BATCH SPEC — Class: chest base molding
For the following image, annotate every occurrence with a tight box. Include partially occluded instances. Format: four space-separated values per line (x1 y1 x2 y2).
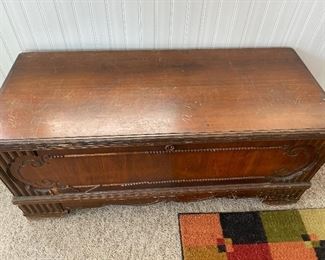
12 181 310 218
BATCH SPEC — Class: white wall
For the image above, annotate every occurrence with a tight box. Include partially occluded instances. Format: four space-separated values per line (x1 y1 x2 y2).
0 0 324 89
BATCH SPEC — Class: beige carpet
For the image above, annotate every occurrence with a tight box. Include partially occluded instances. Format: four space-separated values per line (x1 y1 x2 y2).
0 166 324 260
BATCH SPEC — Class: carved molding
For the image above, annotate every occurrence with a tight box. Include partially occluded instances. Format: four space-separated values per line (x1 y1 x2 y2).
12 182 310 207
269 146 319 183
49 145 285 158
0 152 66 216
1 128 325 151
9 154 68 190
146 145 285 154
8 144 318 192
270 159 318 183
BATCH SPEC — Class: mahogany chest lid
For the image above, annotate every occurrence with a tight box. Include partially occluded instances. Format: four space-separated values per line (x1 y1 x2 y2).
0 48 325 148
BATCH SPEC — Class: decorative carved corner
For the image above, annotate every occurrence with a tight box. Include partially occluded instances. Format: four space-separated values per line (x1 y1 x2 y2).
8 154 103 194
1 151 49 196
270 160 318 183
10 154 65 190
269 145 318 183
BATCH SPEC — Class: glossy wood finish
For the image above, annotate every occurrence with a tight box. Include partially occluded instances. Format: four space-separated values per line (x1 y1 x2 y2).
8 141 316 190
0 48 324 143
0 48 325 218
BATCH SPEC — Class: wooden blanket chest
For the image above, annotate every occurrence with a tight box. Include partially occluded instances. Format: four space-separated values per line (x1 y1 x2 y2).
0 48 324 218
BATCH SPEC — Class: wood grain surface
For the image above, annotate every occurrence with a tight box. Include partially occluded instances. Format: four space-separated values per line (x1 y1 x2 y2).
0 48 324 142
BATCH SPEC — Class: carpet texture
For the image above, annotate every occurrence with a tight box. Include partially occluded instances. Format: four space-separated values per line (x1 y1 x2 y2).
0 166 324 259
179 209 325 260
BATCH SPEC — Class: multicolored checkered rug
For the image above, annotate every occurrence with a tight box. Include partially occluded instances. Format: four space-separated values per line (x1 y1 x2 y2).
179 209 325 260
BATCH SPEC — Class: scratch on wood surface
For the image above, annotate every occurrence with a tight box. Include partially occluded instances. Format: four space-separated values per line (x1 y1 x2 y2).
8 114 17 128
64 90 74 100
182 114 192 122
34 121 42 137
9 99 17 106
248 78 257 89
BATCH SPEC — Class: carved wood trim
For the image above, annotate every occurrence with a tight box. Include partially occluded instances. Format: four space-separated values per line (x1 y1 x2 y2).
12 182 310 206
1 129 325 151
49 145 285 158
147 145 285 154
8 144 318 191
0 152 66 216
9 154 53 189
269 146 319 183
